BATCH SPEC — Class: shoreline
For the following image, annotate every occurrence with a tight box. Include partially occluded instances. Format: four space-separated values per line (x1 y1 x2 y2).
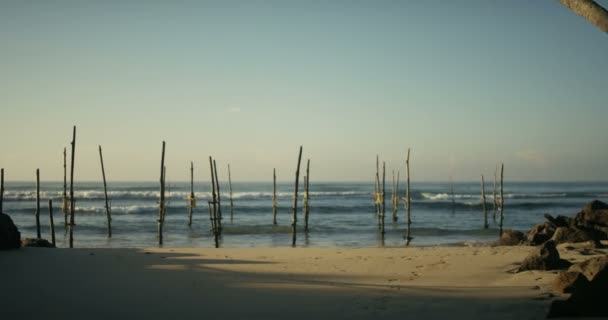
3 243 606 319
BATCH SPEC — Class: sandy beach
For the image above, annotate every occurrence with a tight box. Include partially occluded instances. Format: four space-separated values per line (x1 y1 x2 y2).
2 243 606 320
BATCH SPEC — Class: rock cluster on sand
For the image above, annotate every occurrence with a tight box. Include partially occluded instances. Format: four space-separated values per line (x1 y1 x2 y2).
21 238 55 248
516 240 570 272
0 212 21 250
496 229 525 246
548 255 608 318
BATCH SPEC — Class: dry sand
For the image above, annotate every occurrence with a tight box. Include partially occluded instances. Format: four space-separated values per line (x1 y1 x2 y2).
1 243 606 320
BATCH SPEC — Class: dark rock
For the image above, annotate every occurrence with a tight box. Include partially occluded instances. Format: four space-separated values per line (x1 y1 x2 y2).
0 212 21 250
496 229 525 246
517 240 570 272
21 238 55 248
552 271 588 294
550 226 603 245
544 214 572 228
573 200 608 233
568 255 608 282
526 222 555 245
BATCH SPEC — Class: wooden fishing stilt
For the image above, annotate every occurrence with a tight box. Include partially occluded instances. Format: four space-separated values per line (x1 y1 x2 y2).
36 169 41 239
381 162 386 235
98 146 112 238
405 149 412 246
375 155 380 216
228 164 234 223
273 168 278 225
303 159 310 232
69 126 76 248
208 156 219 248
188 161 195 227
157 141 166 246
213 160 222 234
291 146 303 247
62 148 68 228
481 174 488 229
48 199 55 247
391 170 398 222
0 168 4 214
499 163 505 237
493 165 497 221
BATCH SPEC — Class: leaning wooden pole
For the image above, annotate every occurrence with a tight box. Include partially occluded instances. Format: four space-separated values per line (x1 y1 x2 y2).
69 126 76 248
98 146 112 238
560 0 608 33
48 199 55 247
0 168 4 214
303 159 310 232
208 157 219 248
158 141 166 246
375 155 380 216
188 161 195 227
62 148 68 228
499 163 505 237
272 168 278 225
228 164 234 222
381 161 386 234
481 174 488 229
405 149 412 246
291 146 303 247
35 169 41 239
213 159 222 234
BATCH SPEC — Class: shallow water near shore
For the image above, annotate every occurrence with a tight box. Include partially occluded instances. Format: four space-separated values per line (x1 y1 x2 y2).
3 181 607 248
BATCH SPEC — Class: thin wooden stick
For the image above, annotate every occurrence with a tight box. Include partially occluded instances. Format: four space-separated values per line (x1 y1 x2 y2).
69 126 76 248
303 159 310 232
493 165 497 221
208 156 219 248
188 161 195 227
36 168 41 239
375 155 380 216
99 146 112 238
158 141 166 245
213 159 222 234
273 168 277 225
62 148 68 228
48 199 55 247
0 168 4 214
391 170 397 222
291 146 303 247
499 163 505 237
560 0 608 33
481 174 488 229
228 164 234 222
405 149 412 246
381 161 386 234
450 175 455 212
394 171 400 222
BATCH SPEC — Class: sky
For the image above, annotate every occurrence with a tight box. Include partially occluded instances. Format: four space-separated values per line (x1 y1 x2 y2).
0 0 607 182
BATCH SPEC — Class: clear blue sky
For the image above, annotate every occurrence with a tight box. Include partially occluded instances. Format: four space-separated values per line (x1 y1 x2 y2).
1 1 607 182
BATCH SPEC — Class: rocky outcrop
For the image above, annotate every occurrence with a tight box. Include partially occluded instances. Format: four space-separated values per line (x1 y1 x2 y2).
548 255 608 318
572 200 608 239
526 222 555 245
21 238 54 248
552 271 588 294
0 212 21 250
495 229 525 246
517 240 570 272
550 226 603 246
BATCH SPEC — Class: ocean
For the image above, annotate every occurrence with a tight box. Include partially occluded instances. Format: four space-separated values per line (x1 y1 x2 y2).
2 181 607 248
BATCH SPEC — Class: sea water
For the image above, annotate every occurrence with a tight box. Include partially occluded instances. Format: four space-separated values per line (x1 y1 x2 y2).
3 181 607 248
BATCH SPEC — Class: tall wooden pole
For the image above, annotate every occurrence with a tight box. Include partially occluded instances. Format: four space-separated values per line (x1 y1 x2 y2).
492 165 497 221
48 199 55 247
188 161 194 227
228 164 234 222
499 163 505 237
481 174 488 229
0 168 4 214
213 159 222 234
375 155 380 216
69 126 76 248
291 146 303 247
303 159 310 232
405 149 412 246
158 141 166 246
208 157 219 248
560 0 608 33
62 148 68 228
272 168 277 225
35 169 41 239
98 146 112 238
392 170 398 222
381 161 386 234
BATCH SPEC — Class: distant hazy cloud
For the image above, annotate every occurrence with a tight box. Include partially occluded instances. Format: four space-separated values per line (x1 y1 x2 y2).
515 149 547 167
228 107 241 113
